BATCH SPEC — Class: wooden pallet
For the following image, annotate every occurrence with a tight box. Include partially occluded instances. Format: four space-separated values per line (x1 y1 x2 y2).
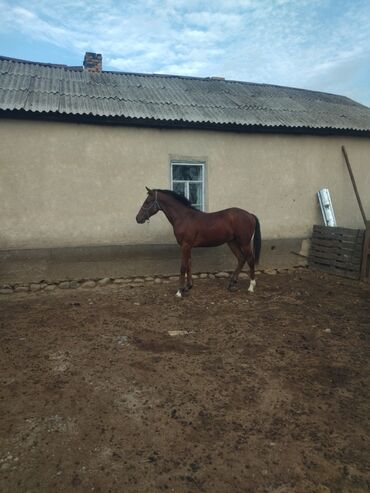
309 225 364 279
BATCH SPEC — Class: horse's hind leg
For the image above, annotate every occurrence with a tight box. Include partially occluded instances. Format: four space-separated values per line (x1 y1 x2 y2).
227 240 246 291
243 244 256 293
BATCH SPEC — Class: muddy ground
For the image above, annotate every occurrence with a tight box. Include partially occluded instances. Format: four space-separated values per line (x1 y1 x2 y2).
0 269 369 493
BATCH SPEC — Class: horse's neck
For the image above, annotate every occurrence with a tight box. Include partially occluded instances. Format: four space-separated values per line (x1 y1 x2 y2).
159 194 190 226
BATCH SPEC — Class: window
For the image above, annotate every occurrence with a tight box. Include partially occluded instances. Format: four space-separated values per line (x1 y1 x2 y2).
171 161 205 211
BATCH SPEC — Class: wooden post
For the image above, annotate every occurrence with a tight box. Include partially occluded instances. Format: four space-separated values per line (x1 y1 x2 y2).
341 146 369 281
341 145 367 226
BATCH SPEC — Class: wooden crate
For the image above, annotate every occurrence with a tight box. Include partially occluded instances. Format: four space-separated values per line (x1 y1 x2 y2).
309 225 364 279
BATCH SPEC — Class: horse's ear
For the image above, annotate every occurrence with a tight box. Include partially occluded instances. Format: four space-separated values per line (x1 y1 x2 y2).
146 186 152 194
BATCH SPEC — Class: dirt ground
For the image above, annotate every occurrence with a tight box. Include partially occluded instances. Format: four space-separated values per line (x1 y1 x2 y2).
0 269 369 493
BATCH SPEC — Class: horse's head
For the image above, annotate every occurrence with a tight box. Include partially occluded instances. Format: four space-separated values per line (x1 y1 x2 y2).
136 187 161 223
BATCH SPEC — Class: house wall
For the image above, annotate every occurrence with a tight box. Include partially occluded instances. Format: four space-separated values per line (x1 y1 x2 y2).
1 119 369 250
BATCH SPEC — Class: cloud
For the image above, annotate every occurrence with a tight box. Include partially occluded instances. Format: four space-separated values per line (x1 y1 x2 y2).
0 0 369 105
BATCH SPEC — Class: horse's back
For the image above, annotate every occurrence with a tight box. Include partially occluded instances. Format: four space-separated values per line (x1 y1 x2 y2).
217 207 255 225
185 207 256 247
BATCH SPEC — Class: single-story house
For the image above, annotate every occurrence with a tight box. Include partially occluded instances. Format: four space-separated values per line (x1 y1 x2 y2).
1 52 370 283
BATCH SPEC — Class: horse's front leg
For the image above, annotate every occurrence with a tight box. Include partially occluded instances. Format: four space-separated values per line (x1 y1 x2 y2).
176 244 191 298
186 252 193 291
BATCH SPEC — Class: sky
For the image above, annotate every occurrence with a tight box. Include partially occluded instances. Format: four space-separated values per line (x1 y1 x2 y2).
1 0 369 106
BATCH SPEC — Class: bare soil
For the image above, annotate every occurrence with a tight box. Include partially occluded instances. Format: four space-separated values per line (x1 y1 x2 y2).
0 270 369 493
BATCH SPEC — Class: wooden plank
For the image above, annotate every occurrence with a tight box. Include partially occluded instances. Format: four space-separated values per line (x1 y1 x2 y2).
310 244 363 256
310 261 361 271
312 229 363 238
312 236 363 246
311 237 363 249
313 224 363 234
310 254 362 264
309 252 361 265
313 225 363 236
312 230 363 241
311 242 363 253
309 249 362 261
310 255 360 265
310 242 363 255
309 259 360 273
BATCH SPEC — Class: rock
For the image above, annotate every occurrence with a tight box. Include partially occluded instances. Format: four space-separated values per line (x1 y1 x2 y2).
154 278 162 284
14 286 28 293
199 273 208 279
168 330 189 336
0 288 13 295
45 285 57 291
209 274 216 279
317 486 331 493
239 273 249 279
133 278 144 283
114 278 126 284
215 272 229 278
324 328 331 334
59 281 71 289
81 281 96 289
145 277 154 281
30 283 41 291
169 276 178 281
69 280 79 289
264 269 277 275
98 277 111 286
117 335 128 345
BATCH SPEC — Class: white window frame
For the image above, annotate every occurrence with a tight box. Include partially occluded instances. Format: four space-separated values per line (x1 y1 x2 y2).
170 160 205 211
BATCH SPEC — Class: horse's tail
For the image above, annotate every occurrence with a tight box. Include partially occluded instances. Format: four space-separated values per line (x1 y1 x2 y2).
252 215 261 264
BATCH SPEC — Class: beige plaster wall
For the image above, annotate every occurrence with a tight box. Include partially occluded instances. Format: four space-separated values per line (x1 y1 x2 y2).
1 119 369 249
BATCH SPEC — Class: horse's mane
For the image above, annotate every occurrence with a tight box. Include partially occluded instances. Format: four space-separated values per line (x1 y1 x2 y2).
155 189 196 209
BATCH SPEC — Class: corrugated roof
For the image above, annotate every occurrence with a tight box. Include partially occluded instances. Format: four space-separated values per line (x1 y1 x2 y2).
1 55 370 134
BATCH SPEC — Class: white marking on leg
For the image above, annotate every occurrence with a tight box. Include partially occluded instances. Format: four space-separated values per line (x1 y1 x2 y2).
175 290 182 298
248 279 256 293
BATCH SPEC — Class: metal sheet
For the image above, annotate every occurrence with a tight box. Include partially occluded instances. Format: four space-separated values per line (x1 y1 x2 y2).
0 56 370 132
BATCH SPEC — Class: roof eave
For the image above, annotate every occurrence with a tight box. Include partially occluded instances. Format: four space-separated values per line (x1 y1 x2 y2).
1 109 370 137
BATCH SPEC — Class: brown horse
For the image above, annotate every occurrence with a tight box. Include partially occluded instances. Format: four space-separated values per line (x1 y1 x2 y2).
136 187 261 297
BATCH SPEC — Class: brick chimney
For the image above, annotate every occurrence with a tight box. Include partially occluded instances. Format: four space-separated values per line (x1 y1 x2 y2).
83 52 102 72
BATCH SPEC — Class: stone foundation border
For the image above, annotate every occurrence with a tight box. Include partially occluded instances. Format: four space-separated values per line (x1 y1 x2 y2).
0 266 308 296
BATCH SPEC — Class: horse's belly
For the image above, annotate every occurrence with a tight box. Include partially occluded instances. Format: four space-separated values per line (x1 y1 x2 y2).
196 239 228 247
194 229 233 247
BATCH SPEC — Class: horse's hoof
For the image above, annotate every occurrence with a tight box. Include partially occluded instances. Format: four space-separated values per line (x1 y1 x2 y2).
248 280 256 293
228 284 238 292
